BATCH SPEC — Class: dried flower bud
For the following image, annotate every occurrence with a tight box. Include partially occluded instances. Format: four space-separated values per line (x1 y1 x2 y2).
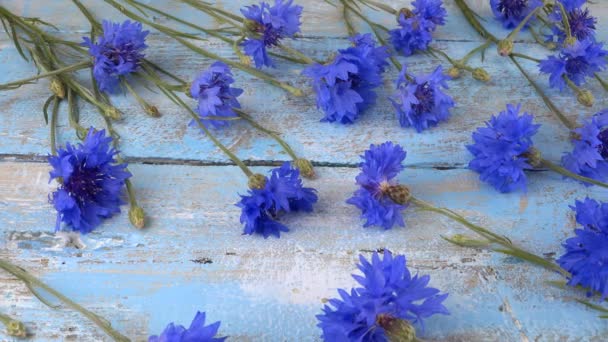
522 147 542 168
546 42 557 50
49 78 66 99
564 36 577 47
145 104 161 117
376 314 416 342
398 7 414 19
444 234 490 248
129 206 146 229
577 89 594 107
293 158 315 179
472 68 491 82
239 55 252 66
244 18 261 33
387 185 411 205
105 107 122 120
447 67 461 79
5 319 27 338
248 173 267 190
497 39 513 56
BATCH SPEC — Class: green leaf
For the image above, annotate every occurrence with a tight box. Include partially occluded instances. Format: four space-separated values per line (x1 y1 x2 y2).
42 95 55 125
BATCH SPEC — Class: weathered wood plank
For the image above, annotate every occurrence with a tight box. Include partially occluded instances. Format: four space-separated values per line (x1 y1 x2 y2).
0 162 607 340
0 35 604 166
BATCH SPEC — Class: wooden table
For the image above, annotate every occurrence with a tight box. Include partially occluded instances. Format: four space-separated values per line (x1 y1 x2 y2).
1 0 607 340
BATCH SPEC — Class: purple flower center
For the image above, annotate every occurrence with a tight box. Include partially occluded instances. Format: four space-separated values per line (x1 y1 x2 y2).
103 42 140 66
413 82 435 115
597 129 608 159
497 0 528 18
565 56 588 75
569 9 596 41
252 22 283 47
64 166 103 203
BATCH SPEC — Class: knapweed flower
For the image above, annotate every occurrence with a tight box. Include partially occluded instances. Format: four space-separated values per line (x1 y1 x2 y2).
347 142 410 230
237 162 317 238
303 34 388 123
48 128 131 234
82 20 149 93
489 0 543 29
189 62 243 129
390 66 454 132
149 311 226 342
389 0 447 56
557 198 608 299
317 250 449 341
240 0 303 68
467 104 540 193
561 110 608 184
558 0 586 12
547 7 596 43
539 39 607 90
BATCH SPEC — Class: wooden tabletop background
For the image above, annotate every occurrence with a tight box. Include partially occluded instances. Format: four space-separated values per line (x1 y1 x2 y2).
1 0 607 340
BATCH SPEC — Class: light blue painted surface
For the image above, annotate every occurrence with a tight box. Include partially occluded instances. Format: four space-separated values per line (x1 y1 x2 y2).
0 0 608 341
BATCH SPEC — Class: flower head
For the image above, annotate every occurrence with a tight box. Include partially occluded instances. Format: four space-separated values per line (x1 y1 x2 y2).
467 104 540 193
347 142 409 230
303 35 388 124
237 162 317 238
558 0 586 12
539 39 607 90
149 311 226 342
547 7 597 43
48 128 131 234
391 66 454 132
240 0 303 68
189 62 243 129
317 250 449 341
490 0 543 29
561 110 608 184
389 0 446 56
557 198 608 299
82 20 148 93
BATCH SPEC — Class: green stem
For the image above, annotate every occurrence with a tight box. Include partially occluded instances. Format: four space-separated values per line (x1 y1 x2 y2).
0 259 130 341
358 0 397 15
541 158 608 189
510 52 540 62
123 80 158 117
410 197 569 277
459 40 492 64
510 56 577 130
342 0 357 36
564 76 584 96
67 89 88 139
0 60 91 90
595 73 608 92
179 0 244 24
50 96 60 155
554 1 573 42
104 0 303 96
429 46 469 70
454 0 499 43
504 5 543 41
233 108 298 160
278 43 316 64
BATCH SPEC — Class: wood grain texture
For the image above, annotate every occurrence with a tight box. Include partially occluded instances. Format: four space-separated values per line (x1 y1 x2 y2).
0 0 607 341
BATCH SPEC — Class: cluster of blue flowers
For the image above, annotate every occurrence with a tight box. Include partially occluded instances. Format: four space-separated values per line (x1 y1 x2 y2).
190 61 244 129
149 311 225 342
237 163 317 238
490 0 543 29
347 142 409 230
558 198 608 300
562 110 608 184
48 128 131 234
467 104 540 193
83 20 149 93
241 0 302 68
389 0 447 56
303 34 389 124
317 250 449 341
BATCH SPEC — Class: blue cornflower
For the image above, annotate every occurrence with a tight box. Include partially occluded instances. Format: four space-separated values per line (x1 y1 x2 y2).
48 128 131 234
303 35 388 124
189 61 243 129
317 250 449 341
237 162 317 238
561 110 608 184
539 39 607 91
240 0 302 68
547 7 596 43
467 104 540 193
558 0 586 12
389 0 446 57
390 66 454 132
347 142 409 230
557 198 608 299
149 311 226 342
490 0 543 29
82 20 149 93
